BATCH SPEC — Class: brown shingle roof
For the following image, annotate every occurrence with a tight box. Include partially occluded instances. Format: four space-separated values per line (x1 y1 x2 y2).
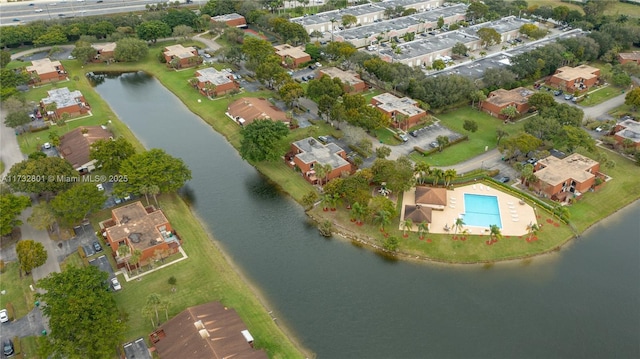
414 186 447 206
151 302 268 359
486 87 534 107
58 126 112 170
228 98 288 125
404 205 432 223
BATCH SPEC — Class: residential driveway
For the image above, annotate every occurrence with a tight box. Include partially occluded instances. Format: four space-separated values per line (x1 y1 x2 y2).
383 122 462 160
0 307 47 340
0 116 25 177
21 206 61 284
89 255 115 280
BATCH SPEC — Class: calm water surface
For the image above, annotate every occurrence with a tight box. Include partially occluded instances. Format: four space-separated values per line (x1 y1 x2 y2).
94 72 640 359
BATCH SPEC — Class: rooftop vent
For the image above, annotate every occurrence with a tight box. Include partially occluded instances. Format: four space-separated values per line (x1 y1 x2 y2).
128 232 142 243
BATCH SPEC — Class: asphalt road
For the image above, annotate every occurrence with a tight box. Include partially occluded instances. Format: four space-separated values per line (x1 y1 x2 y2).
0 0 198 25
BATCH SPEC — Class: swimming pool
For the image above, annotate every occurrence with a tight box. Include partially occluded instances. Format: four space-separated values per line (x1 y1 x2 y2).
463 194 502 228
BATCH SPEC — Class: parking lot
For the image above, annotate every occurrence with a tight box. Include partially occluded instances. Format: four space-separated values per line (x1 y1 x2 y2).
88 255 115 280
387 122 463 160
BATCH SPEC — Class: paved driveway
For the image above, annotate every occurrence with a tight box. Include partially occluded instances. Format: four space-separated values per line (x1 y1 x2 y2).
385 122 462 160
89 255 115 280
0 307 47 342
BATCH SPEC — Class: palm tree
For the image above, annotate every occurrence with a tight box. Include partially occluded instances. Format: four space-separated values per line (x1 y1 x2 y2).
130 249 142 274
414 162 430 185
444 169 457 187
352 202 367 225
417 221 429 239
526 222 540 241
139 184 150 205
489 224 502 243
454 217 465 237
149 184 160 208
553 204 570 220
328 193 340 211
402 218 413 237
431 168 444 187
373 210 391 233
321 193 332 211
146 293 162 324
142 306 156 328
500 105 518 121
314 163 331 186
118 245 131 272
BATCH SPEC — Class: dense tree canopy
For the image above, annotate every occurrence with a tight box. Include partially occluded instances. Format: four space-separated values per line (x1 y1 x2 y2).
117 149 192 195
0 193 31 236
240 119 289 162
90 137 136 173
5 157 77 195
51 183 107 226
16 239 47 275
37 266 125 358
136 20 171 43
114 37 149 62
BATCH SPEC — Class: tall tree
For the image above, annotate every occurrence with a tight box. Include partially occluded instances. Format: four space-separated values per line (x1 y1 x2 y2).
477 27 501 49
114 37 149 62
5 157 77 195
90 137 136 173
51 183 107 226
500 105 518 121
239 119 289 162
0 193 31 236
136 20 171 43
117 149 191 196
16 239 47 275
28 202 57 232
37 266 125 358
4 111 30 129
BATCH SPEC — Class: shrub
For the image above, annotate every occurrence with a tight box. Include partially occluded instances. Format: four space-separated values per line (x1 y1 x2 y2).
318 220 333 237
6 302 15 321
168 276 177 285
78 246 86 258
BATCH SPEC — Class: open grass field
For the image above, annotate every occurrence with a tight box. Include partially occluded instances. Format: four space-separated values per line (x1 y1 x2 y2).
410 107 526 166
0 262 36 319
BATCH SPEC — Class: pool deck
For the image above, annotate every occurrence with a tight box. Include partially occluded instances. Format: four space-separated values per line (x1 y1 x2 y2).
400 184 538 237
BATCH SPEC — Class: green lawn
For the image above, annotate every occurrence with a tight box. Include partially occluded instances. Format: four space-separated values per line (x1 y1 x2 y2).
411 107 526 166
309 184 575 263
374 127 402 145
361 87 384 102
20 336 41 359
568 149 640 232
0 262 36 320
580 86 624 107
7 42 307 358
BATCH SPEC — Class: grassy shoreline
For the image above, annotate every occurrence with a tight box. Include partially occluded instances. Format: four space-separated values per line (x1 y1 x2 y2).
70 40 640 264
10 45 309 358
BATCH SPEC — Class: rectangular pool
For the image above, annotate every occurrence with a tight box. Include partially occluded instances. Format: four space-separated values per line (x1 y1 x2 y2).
463 194 502 228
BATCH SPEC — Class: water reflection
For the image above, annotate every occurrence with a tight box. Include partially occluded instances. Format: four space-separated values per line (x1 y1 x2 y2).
93 72 639 359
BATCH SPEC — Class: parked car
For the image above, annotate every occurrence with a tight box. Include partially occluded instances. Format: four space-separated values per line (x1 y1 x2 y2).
564 94 573 100
498 176 510 183
553 90 562 96
93 241 103 253
409 130 418 137
96 183 104 191
399 133 409 142
43 142 52 149
429 141 439 148
318 135 329 143
111 277 122 291
123 193 131 201
315 62 322 68
0 309 8 323
3 339 14 357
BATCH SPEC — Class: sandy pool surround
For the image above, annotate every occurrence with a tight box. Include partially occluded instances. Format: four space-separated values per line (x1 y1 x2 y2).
400 184 537 237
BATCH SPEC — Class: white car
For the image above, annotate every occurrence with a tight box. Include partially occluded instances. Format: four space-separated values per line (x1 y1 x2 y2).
34 8 43 12
0 309 8 323
96 183 104 191
111 277 122 291
43 142 52 149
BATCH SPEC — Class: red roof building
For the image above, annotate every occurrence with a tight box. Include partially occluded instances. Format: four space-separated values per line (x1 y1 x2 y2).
318 67 366 93
193 67 239 97
533 153 601 202
39 87 90 119
227 98 288 126
150 302 267 359
100 202 182 269
288 137 352 185
26 58 67 84
274 44 311 68
58 126 112 173
371 93 427 130
163 45 201 69
547 65 600 93
480 87 534 119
